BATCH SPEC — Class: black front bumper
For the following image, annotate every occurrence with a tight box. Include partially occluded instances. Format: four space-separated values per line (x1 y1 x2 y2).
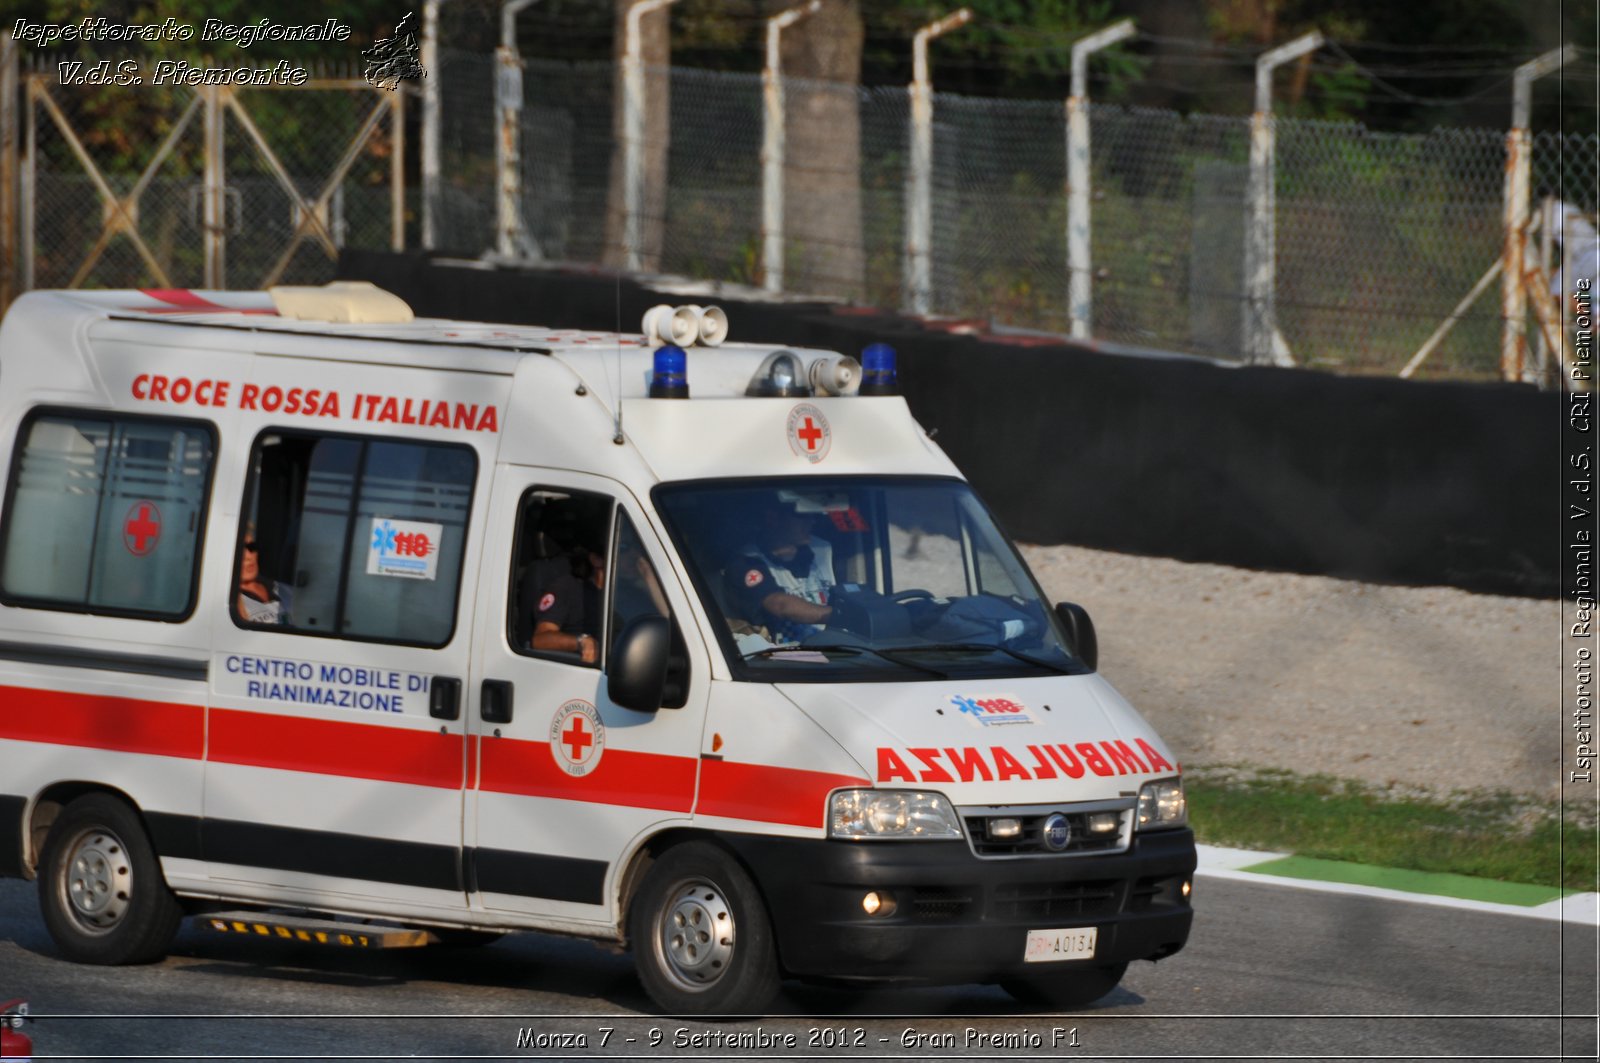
718 828 1195 983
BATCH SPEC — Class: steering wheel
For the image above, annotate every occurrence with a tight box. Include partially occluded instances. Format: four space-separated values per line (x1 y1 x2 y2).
888 588 936 604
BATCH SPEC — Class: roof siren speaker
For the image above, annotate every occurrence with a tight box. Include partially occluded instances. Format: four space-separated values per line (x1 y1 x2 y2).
641 304 699 347
694 305 729 346
809 355 861 396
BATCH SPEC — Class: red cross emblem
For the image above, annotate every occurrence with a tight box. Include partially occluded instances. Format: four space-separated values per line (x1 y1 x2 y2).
122 501 162 556
548 700 605 776
786 403 831 463
562 716 593 761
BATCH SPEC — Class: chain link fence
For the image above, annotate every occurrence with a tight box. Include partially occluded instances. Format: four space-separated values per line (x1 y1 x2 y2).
429 55 1594 380
14 51 405 293
9 40 1593 383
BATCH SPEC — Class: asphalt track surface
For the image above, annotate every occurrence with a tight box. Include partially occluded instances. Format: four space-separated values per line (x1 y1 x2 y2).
1 876 1595 1061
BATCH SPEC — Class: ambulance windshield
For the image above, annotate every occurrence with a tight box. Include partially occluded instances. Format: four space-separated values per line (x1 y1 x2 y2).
652 478 1089 681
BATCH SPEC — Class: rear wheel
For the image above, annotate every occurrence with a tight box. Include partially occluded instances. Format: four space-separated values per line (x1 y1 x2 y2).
628 842 780 1015
1001 962 1128 1011
38 794 183 965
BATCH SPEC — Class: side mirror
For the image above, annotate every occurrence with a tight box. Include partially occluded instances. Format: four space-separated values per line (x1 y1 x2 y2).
1054 602 1098 672
608 615 671 712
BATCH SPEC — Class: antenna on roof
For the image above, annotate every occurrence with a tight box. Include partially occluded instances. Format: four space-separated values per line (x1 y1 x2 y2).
612 271 625 445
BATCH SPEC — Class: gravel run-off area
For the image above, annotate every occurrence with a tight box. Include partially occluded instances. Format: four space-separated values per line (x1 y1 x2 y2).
1019 543 1564 803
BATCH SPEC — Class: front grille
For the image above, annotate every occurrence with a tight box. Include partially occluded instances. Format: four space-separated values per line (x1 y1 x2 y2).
987 879 1123 921
909 886 976 921
959 800 1134 858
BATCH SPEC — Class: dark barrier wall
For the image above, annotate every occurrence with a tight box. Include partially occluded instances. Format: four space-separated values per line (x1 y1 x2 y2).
341 251 1559 597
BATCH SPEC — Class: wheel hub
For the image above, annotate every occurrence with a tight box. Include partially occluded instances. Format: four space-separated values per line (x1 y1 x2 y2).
63 828 132 932
658 879 735 989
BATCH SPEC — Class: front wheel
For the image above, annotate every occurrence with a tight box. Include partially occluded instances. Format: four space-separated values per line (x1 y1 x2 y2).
1001 961 1128 1011
628 842 780 1016
38 794 183 965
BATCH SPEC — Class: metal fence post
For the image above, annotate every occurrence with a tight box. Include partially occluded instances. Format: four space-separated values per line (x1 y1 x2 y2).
1501 45 1573 382
761 0 820 294
1065 18 1134 341
1 33 17 308
496 0 540 259
20 75 34 292
623 0 681 273
202 85 225 288
905 7 971 316
421 0 445 250
391 87 405 251
1243 31 1321 366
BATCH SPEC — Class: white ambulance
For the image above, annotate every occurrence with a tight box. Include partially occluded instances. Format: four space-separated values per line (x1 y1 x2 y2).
0 284 1194 1014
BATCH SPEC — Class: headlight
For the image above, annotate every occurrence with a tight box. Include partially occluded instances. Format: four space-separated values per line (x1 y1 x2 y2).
1136 778 1187 830
829 790 963 840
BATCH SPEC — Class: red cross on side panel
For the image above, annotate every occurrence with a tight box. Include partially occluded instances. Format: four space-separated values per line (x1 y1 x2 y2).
123 502 162 556
562 717 593 761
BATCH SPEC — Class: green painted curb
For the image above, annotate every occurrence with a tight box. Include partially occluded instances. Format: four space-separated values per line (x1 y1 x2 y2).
1239 855 1570 906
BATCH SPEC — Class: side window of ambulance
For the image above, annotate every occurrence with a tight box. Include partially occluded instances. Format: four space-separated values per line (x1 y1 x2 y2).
237 431 476 646
610 511 671 653
507 488 613 665
0 412 215 618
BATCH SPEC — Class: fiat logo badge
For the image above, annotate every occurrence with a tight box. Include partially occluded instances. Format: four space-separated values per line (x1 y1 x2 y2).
1042 813 1071 852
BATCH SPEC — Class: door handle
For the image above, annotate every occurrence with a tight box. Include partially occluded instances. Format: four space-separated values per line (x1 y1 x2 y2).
481 679 514 724
429 676 462 720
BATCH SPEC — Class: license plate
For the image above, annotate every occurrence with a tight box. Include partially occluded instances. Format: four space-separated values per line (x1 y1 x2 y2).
1023 926 1098 963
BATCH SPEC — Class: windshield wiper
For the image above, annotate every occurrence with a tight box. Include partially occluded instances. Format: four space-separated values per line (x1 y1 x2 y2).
743 644 948 678
879 642 1074 674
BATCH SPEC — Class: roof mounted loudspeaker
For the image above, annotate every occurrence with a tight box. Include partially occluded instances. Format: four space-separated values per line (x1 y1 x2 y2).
268 281 414 324
641 303 729 347
689 305 729 346
642 304 699 348
809 355 861 396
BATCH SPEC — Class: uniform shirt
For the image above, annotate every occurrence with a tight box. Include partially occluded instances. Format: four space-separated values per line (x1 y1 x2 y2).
726 537 834 644
524 564 602 648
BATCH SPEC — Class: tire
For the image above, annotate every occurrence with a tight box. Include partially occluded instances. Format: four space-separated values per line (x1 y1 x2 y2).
1001 961 1128 1011
37 794 183 965
628 842 780 1016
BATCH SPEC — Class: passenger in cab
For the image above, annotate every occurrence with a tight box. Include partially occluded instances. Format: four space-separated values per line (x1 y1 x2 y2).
528 542 606 664
236 524 281 625
724 496 834 644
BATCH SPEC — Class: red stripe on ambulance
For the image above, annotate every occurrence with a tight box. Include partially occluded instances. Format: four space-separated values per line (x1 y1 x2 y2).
135 289 277 314
0 685 202 759
479 740 696 813
209 708 464 790
697 760 869 828
3 685 878 827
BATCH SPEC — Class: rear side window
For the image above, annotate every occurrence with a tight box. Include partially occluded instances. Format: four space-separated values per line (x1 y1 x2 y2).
237 430 477 647
0 411 216 619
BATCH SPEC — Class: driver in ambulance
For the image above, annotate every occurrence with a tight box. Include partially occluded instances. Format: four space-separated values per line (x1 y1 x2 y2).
723 496 835 644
